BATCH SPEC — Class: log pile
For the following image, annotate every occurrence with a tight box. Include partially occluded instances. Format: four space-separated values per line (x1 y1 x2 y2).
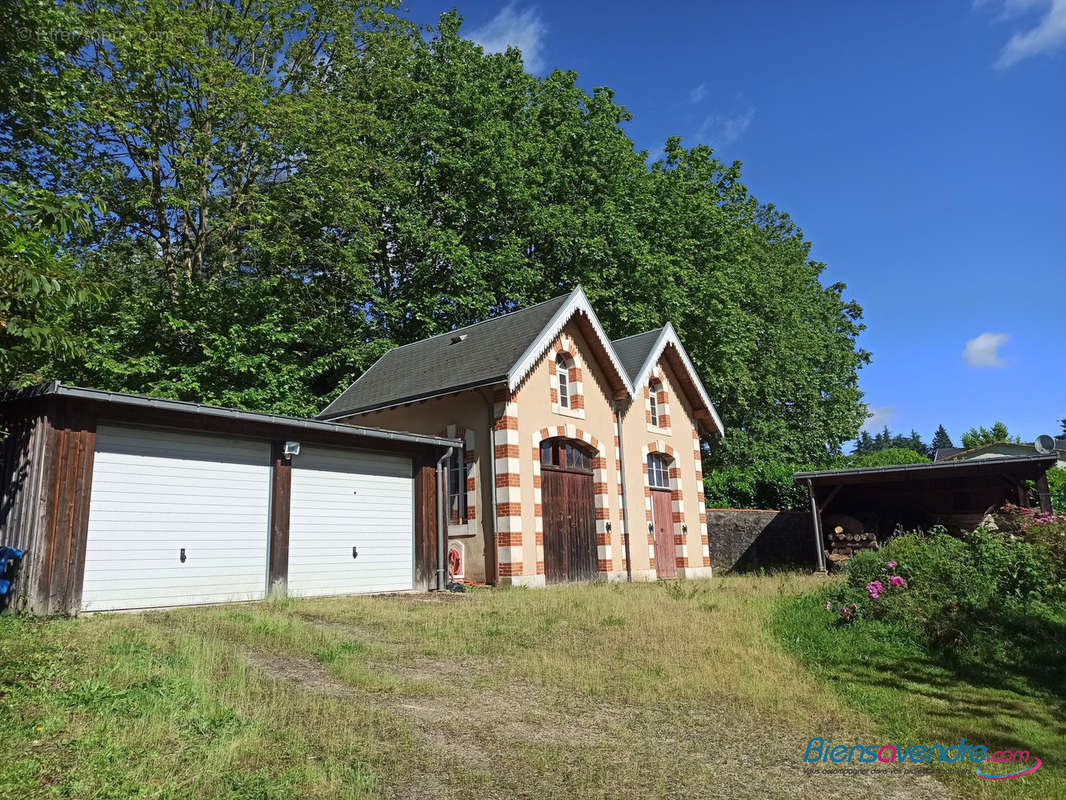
823 513 879 557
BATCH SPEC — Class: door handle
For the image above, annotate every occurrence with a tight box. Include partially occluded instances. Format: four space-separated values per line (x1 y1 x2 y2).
180 548 187 563
352 546 358 559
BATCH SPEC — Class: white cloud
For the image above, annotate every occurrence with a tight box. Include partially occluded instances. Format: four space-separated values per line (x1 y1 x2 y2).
467 4 547 73
964 332 1009 367
862 406 898 432
977 0 1066 67
695 107 756 147
689 83 707 104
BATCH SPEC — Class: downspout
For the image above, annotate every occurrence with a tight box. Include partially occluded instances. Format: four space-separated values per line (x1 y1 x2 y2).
436 447 454 590
477 387 500 584
805 479 828 573
614 402 632 581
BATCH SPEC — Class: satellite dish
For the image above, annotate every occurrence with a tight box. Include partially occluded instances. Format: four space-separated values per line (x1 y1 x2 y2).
1035 434 1055 455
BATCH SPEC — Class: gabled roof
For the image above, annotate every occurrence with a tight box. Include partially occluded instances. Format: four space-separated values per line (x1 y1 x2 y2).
612 329 663 384
933 447 965 462
612 324 725 436
940 440 1066 462
318 287 632 420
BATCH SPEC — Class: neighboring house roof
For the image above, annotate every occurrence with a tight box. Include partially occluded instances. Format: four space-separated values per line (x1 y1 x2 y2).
933 447 965 462
319 288 726 435
941 441 1044 461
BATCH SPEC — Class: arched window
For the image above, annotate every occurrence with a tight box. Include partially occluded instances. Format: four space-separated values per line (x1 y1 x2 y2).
649 380 661 426
540 438 593 472
556 354 570 408
647 452 670 489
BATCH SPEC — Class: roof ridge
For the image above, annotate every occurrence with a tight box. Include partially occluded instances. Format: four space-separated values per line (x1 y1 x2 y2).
611 327 664 343
374 291 575 356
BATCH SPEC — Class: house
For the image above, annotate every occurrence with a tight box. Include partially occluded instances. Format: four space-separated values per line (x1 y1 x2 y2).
318 287 725 586
0 383 459 614
934 440 1066 470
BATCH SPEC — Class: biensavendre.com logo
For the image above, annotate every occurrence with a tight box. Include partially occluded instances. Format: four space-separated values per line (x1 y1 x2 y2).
804 737 1042 780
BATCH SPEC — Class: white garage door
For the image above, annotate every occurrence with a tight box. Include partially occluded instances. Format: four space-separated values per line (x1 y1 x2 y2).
81 425 271 612
288 445 414 597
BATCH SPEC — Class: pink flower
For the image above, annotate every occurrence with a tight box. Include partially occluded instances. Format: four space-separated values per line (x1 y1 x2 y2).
826 601 832 611
866 580 884 599
888 575 907 588
886 561 897 570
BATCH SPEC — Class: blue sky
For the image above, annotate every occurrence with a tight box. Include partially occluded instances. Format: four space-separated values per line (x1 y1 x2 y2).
406 0 1066 445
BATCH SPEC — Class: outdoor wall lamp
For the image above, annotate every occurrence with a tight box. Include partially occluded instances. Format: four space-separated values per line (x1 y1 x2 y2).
283 441 301 459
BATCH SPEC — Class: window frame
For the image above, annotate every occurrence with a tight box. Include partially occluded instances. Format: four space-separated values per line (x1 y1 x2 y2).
556 354 570 408
647 453 671 489
649 381 660 427
446 447 467 523
540 438 594 474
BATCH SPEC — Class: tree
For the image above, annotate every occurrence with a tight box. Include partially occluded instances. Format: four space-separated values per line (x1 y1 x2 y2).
4 4 871 478
930 424 953 455
1060 418 1065 437
960 422 1021 449
0 185 101 387
852 426 928 457
849 448 929 468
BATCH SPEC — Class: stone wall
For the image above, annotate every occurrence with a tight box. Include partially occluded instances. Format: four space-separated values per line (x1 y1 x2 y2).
705 509 816 572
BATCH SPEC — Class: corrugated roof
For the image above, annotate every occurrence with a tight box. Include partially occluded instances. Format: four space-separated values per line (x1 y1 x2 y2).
318 293 572 419
611 329 663 383
795 454 1057 484
0 383 461 449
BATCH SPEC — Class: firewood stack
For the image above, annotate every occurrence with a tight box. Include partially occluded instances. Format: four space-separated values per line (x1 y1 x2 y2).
823 513 880 557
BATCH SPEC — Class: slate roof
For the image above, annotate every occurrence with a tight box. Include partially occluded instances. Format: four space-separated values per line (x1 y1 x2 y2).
318 293 571 419
611 329 664 383
933 447 965 462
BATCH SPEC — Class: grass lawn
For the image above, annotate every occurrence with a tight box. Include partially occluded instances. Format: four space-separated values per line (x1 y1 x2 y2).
0 575 1023 799
775 586 1066 800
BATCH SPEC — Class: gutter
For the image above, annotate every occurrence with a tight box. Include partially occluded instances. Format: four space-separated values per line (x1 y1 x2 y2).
6 382 461 451
436 447 454 590
477 386 500 585
614 402 632 581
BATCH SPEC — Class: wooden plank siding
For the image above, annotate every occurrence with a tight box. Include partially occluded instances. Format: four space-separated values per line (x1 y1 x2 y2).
268 442 293 594
1 394 449 613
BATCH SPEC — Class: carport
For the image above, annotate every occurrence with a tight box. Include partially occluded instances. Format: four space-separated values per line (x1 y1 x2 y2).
795 455 1057 572
0 383 461 614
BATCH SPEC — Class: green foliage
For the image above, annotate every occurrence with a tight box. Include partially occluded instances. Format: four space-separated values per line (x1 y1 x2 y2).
2 3 871 473
702 461 808 511
929 424 953 453
960 421 1020 449
0 185 103 387
830 528 1063 664
851 426 929 458
847 447 929 468
1047 468 1066 515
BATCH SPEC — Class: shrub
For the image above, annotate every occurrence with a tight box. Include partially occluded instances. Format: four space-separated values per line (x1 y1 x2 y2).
825 527 1063 658
703 461 808 511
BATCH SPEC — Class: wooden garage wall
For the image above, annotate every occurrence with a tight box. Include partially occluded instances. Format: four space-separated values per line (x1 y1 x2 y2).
2 396 446 614
0 400 97 615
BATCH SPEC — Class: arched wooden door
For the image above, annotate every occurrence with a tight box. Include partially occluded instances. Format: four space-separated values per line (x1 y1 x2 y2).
540 439 598 583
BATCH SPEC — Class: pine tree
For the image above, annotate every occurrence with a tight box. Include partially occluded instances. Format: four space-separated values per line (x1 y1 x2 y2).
1060 418 1065 437
930 425 953 456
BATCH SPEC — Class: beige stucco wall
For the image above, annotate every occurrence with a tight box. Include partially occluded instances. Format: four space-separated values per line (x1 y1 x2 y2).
337 391 494 583
332 322 712 586
510 319 627 582
618 357 710 579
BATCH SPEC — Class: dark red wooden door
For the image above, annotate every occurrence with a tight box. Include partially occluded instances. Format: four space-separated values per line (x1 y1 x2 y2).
651 489 676 578
542 467 597 583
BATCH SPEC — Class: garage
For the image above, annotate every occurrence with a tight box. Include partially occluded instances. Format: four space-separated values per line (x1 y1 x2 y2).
0 382 459 615
288 445 414 597
81 425 272 612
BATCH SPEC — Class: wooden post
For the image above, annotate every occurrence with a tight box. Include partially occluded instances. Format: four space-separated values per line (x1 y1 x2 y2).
806 479 827 573
1036 471 1053 515
268 442 292 595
